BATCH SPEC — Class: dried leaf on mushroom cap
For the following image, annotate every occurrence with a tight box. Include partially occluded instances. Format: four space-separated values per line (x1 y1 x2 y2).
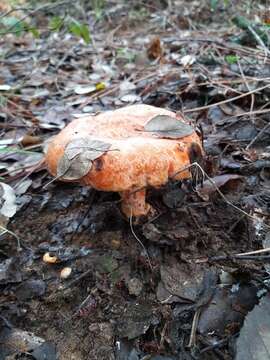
65 137 111 160
57 137 111 180
57 153 92 180
144 115 194 139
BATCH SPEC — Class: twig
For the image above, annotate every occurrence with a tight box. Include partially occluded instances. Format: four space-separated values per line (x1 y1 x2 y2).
70 190 96 241
183 83 270 113
71 293 93 318
61 268 92 291
200 335 235 354
188 308 201 348
246 122 270 150
159 321 168 350
0 160 44 179
222 108 270 120
14 158 45 190
247 25 270 61
0 315 13 329
196 243 270 264
129 211 153 272
236 247 270 257
172 162 270 230
0 225 22 251
237 58 255 117
209 254 270 261
227 215 246 234
166 37 270 62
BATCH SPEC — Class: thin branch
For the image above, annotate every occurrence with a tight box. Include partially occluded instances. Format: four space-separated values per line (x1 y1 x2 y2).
0 225 21 251
188 308 201 348
246 122 270 150
183 83 270 113
236 247 270 257
247 25 270 60
172 162 270 230
237 58 255 117
129 211 153 272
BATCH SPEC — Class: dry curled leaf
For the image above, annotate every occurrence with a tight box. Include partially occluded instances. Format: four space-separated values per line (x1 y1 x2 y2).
74 85 96 95
57 138 111 180
219 103 243 116
0 182 17 218
197 174 243 201
144 115 194 139
0 84 11 91
180 54 196 67
65 137 111 160
20 135 41 147
57 152 93 180
147 37 163 60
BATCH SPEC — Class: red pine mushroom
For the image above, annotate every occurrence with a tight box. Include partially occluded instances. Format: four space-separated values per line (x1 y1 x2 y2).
45 104 203 217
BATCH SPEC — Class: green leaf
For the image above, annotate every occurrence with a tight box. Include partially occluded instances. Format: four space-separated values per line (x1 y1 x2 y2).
210 0 219 10
232 15 251 30
28 27 40 38
225 54 239 64
210 0 230 9
68 20 82 37
68 20 91 44
49 16 64 31
79 24 91 44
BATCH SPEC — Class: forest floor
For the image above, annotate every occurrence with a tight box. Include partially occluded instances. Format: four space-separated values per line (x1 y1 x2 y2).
0 1 270 359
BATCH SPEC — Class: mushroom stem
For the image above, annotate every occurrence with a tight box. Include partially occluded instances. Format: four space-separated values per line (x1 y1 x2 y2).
120 189 150 217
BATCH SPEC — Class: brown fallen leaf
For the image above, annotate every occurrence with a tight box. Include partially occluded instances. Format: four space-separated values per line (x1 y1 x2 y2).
197 174 243 201
21 135 41 147
147 37 163 60
219 103 244 116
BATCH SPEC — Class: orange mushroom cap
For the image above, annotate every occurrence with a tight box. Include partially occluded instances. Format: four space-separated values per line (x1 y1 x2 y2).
45 104 203 217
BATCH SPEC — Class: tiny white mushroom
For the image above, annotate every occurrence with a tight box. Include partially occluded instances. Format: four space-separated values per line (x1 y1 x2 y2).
60 267 72 279
43 252 58 264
